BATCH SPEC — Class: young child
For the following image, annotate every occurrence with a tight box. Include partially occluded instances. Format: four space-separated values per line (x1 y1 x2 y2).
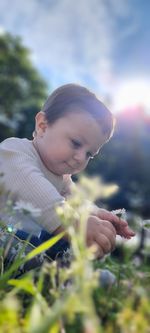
0 83 135 265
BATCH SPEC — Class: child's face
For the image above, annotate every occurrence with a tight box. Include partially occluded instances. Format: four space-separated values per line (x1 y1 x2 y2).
34 109 108 176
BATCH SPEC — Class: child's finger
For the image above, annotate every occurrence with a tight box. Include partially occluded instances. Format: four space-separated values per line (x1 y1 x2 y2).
92 209 135 238
92 242 104 259
116 225 135 238
99 224 116 250
95 209 128 227
95 233 112 254
107 211 135 237
96 219 116 237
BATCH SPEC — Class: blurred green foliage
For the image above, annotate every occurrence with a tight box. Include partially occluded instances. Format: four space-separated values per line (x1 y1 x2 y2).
0 32 48 140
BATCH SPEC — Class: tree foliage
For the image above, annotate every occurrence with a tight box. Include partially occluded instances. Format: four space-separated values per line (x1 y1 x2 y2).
0 32 48 140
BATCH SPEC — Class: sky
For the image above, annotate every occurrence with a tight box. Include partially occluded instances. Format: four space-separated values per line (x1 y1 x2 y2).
0 0 150 113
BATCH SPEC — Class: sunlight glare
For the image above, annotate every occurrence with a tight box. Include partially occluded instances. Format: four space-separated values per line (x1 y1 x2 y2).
113 79 150 113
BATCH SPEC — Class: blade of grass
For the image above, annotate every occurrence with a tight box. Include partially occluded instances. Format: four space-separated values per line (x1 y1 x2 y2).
0 232 64 288
25 232 65 261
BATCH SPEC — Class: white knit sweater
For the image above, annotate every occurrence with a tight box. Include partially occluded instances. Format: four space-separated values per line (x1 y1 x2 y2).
0 138 73 234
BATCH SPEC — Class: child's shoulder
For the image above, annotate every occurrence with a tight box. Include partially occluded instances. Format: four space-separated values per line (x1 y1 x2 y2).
0 137 38 161
1 137 29 147
0 137 33 152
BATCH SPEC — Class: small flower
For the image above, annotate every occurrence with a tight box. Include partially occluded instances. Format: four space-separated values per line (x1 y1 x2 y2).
61 247 73 264
13 200 41 218
111 208 126 219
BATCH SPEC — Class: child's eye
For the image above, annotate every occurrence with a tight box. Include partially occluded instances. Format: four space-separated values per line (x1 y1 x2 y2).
71 139 81 148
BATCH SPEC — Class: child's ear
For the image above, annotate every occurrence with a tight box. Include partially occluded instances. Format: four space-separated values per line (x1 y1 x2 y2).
35 111 48 136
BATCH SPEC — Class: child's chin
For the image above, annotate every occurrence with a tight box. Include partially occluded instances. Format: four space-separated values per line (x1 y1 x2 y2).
71 168 81 175
46 164 63 176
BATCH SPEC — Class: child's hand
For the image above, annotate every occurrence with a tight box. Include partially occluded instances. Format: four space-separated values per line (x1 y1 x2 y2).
86 216 116 258
92 208 135 239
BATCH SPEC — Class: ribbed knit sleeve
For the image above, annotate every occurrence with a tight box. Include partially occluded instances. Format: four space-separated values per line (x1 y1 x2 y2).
0 138 66 233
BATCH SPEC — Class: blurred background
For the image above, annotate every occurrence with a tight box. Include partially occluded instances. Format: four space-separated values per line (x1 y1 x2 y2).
0 0 150 219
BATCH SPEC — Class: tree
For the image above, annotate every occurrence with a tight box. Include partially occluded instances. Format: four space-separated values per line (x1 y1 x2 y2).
0 32 48 140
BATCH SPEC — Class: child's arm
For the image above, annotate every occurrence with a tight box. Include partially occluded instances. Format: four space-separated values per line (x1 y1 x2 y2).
0 139 65 234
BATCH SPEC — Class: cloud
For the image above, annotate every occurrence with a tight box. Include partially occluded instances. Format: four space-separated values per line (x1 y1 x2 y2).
0 0 139 93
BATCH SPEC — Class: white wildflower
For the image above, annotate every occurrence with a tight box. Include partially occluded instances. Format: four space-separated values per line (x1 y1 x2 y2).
111 208 126 219
13 200 41 218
